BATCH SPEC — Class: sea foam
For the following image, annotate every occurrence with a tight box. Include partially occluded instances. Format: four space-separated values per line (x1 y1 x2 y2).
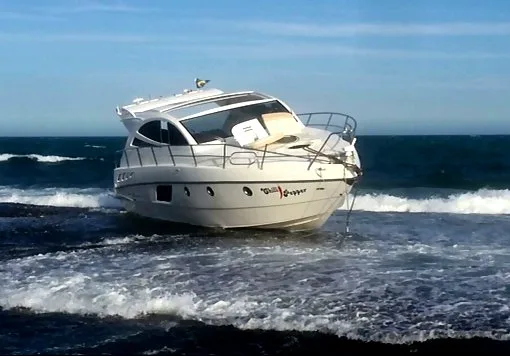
341 189 510 215
0 187 122 209
0 154 86 162
1 185 509 215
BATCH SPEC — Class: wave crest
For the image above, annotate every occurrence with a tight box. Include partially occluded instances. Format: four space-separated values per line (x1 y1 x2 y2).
1 185 509 215
0 187 122 209
0 154 86 162
344 189 510 215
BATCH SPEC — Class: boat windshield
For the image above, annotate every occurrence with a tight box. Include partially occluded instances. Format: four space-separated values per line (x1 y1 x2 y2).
180 100 294 144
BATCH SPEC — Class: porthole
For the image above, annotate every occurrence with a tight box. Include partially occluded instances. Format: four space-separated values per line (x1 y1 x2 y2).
243 187 253 196
206 186 215 196
184 187 190 197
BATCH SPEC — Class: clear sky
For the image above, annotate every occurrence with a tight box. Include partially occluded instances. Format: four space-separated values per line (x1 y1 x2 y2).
1 0 509 136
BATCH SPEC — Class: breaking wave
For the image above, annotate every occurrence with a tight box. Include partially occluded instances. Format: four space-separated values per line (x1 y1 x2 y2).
343 189 510 215
2 232 510 344
0 186 122 209
0 154 87 163
0 185 509 215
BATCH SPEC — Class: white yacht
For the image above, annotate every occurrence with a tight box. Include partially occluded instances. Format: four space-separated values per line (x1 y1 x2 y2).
113 80 362 231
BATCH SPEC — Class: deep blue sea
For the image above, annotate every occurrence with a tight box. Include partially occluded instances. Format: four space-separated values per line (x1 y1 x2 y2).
1 135 510 355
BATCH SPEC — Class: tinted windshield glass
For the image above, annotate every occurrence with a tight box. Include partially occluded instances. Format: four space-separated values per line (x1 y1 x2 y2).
168 93 268 118
181 100 292 144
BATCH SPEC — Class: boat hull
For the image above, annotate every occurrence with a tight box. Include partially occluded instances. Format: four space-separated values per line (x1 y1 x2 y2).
115 179 354 231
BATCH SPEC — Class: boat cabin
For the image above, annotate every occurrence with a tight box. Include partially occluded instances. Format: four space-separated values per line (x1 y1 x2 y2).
117 89 305 149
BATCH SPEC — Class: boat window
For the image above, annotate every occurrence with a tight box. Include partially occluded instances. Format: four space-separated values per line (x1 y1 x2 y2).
167 93 268 118
181 100 292 144
215 94 269 107
137 120 189 146
166 123 188 146
132 137 155 147
159 123 169 144
138 121 162 142
169 102 220 119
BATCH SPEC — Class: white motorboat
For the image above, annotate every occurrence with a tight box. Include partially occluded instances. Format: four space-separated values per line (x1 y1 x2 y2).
113 79 362 231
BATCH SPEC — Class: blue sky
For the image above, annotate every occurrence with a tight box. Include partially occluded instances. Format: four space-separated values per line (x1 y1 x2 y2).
1 0 509 136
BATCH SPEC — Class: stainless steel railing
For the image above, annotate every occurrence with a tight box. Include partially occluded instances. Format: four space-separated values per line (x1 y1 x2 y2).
298 112 357 143
115 112 357 171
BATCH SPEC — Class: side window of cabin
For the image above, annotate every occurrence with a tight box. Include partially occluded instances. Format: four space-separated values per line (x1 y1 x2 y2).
132 137 153 147
160 122 170 144
133 120 189 147
166 123 188 146
138 121 162 142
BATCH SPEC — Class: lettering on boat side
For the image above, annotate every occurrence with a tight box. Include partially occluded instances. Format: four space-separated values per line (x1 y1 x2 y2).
260 186 307 199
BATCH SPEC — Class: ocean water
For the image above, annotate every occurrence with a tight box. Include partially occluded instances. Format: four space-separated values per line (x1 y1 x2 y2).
1 135 510 354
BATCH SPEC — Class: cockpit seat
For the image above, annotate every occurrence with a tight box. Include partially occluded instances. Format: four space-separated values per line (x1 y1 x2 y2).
260 112 303 136
231 119 284 149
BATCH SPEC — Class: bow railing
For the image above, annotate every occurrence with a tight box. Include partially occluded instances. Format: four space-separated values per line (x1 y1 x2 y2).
298 112 357 143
